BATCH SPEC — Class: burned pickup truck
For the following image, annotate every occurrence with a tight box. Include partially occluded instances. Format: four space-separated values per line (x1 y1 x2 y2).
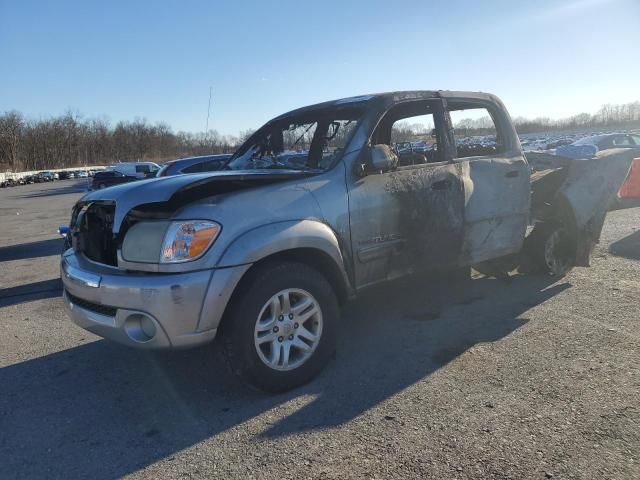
60 91 636 392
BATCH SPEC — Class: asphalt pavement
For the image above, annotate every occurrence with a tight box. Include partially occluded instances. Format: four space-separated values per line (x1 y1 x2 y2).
1 179 639 479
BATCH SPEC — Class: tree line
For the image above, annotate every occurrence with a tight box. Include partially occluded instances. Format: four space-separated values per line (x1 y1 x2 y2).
0 111 254 172
1 101 639 172
512 101 640 134
451 101 640 137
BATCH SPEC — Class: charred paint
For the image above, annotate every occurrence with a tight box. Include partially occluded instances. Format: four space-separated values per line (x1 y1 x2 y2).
384 163 465 269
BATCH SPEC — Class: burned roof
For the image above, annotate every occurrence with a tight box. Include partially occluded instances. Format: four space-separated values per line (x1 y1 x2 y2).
273 90 501 121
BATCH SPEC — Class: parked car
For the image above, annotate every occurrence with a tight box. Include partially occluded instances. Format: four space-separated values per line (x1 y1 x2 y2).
556 134 640 202
156 154 232 177
39 171 56 182
109 162 160 178
76 170 89 178
60 91 637 393
556 133 637 158
58 171 72 180
0 178 17 187
90 170 139 190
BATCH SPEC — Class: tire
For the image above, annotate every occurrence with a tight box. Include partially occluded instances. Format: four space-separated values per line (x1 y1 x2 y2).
222 261 339 393
523 222 575 277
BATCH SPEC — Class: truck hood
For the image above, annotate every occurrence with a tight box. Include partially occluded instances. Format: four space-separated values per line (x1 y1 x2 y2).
78 169 316 233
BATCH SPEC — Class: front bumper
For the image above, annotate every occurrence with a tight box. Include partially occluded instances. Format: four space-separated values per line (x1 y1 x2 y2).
61 250 249 349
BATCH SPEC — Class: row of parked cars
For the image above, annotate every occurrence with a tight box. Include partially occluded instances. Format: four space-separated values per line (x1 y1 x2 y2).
0 169 100 188
89 154 232 189
2 155 234 190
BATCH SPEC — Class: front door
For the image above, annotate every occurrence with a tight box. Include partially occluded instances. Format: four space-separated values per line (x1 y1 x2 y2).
347 99 467 289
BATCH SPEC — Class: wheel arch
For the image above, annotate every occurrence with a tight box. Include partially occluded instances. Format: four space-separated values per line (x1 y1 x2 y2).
531 192 582 266
216 219 353 303
216 247 351 341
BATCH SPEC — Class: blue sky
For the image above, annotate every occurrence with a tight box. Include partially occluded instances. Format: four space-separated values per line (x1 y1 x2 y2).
1 0 638 135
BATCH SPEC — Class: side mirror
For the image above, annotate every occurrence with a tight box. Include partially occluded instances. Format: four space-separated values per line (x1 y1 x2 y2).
367 144 398 173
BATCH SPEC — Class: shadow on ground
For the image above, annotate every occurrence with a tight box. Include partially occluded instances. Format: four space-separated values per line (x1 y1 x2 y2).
609 230 640 261
0 273 569 479
0 278 63 308
13 180 89 198
0 238 64 262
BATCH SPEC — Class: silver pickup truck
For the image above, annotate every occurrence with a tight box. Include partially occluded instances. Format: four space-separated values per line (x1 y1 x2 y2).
60 91 636 392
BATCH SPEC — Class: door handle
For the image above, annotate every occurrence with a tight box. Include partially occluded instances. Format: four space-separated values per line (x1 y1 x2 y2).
505 170 519 178
431 180 451 191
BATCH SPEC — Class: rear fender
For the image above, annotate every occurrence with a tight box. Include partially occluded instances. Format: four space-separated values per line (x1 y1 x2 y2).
557 149 636 265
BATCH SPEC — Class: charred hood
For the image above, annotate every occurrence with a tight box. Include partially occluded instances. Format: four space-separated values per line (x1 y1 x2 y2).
77 169 315 233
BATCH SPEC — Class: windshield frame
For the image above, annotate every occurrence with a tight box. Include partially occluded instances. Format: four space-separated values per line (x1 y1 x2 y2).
225 105 364 172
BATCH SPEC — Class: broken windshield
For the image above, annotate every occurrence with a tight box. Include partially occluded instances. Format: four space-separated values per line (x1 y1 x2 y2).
227 110 362 171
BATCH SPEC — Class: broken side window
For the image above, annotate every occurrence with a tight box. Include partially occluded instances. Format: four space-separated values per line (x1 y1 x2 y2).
448 105 502 158
371 100 443 166
390 113 437 166
227 109 362 171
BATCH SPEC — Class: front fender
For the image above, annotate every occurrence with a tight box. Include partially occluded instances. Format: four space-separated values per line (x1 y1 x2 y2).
216 219 349 275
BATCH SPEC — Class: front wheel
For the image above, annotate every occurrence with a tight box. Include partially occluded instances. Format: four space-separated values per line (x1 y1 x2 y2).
222 261 339 393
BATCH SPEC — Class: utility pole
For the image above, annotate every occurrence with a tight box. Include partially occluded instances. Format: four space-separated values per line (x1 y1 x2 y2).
205 86 213 135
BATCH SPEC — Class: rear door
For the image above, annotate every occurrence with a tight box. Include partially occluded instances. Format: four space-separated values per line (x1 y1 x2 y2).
445 97 530 264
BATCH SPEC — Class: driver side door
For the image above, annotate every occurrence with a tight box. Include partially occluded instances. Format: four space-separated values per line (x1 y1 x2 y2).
347 99 467 289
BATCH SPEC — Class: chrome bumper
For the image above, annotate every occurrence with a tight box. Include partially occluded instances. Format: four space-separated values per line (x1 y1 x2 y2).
61 250 250 349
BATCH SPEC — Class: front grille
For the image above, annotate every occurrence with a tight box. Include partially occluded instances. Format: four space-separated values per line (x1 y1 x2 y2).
75 202 118 266
65 290 117 317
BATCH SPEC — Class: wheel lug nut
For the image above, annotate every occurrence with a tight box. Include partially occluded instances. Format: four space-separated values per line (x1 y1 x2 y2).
288 313 294 319
278 315 284 321
294 323 299 328
273 326 279 333
278 336 283 342
288 335 293 340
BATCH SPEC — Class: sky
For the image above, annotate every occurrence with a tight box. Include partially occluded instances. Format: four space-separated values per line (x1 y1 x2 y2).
1 0 639 135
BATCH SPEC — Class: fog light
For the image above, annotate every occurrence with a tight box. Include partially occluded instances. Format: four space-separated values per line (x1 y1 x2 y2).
124 313 157 342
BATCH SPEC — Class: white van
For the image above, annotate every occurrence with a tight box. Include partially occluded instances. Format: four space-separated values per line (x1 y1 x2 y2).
108 162 160 178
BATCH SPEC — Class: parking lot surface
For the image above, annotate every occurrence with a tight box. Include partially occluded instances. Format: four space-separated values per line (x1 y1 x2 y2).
1 179 639 479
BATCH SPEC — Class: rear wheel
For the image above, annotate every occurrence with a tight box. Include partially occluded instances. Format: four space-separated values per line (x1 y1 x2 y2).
222 261 339 393
524 223 575 276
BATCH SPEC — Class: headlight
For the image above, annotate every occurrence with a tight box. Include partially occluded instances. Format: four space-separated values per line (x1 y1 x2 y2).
121 220 221 264
160 221 221 263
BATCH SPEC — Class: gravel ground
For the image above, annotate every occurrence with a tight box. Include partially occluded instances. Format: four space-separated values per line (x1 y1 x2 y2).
0 180 638 480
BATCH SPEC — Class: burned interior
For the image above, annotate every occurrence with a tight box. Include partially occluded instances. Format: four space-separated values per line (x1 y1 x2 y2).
227 105 364 171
